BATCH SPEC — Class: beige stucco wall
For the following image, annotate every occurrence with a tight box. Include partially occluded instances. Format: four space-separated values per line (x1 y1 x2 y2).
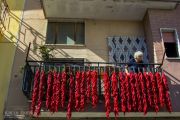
47 20 144 62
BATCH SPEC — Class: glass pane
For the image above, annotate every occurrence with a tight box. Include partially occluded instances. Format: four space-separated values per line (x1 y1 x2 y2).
164 42 179 57
76 23 85 44
46 23 56 44
57 22 75 45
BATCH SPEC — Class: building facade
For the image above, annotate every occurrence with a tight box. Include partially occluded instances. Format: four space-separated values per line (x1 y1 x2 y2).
0 0 25 119
1 0 180 119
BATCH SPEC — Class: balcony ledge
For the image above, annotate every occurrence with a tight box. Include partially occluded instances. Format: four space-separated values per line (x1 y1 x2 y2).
38 112 180 118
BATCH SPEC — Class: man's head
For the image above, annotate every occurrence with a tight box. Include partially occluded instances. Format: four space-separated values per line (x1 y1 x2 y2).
134 51 143 63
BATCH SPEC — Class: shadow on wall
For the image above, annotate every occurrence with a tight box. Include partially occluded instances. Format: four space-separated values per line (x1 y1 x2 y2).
1 5 74 60
163 70 180 112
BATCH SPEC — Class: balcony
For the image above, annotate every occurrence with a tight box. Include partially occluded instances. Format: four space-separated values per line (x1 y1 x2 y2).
21 56 175 118
41 0 176 20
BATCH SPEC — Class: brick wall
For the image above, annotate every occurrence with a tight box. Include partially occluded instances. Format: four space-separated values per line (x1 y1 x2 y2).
144 4 180 112
143 13 154 63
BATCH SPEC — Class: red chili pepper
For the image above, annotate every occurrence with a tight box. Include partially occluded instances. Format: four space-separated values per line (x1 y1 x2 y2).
125 73 132 112
46 71 53 110
30 70 40 114
149 72 159 112
75 71 81 111
129 72 137 111
50 71 58 112
80 71 86 111
61 71 67 109
86 71 91 103
162 73 172 112
103 71 111 118
144 72 153 108
91 70 98 108
139 72 147 114
55 72 61 112
119 72 126 113
35 70 46 116
67 72 75 120
155 72 165 108
111 72 119 117
135 73 143 112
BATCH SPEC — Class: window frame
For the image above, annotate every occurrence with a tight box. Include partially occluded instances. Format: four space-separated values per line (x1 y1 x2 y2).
46 21 85 45
160 28 180 58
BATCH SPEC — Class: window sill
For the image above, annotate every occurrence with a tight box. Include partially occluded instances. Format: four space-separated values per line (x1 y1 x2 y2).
45 44 86 47
166 57 180 60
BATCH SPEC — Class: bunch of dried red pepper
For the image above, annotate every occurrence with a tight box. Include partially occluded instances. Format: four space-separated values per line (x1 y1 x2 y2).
30 69 172 119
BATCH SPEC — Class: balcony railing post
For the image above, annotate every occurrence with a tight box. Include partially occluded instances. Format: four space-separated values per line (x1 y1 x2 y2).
97 62 102 96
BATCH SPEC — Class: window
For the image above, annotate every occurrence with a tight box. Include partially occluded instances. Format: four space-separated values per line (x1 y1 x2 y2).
46 22 85 45
161 28 180 58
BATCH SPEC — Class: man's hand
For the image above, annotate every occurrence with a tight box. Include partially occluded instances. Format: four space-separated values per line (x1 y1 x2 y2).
125 65 129 75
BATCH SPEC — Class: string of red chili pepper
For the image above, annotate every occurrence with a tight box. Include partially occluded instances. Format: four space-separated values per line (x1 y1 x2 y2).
134 73 143 112
162 73 172 112
91 70 98 108
129 72 137 111
50 71 58 112
103 71 111 119
155 72 165 108
30 69 40 115
67 72 75 120
111 71 119 117
86 71 91 104
144 72 153 108
61 71 67 109
80 71 86 111
139 72 147 114
125 73 132 112
149 72 159 112
119 72 126 113
46 71 53 110
75 71 81 111
35 70 46 116
55 72 61 112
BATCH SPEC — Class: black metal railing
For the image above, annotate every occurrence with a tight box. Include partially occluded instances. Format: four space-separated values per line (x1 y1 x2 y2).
22 60 163 99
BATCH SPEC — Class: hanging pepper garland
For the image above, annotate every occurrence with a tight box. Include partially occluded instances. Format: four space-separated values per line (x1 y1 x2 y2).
35 70 46 116
149 72 159 112
86 71 91 103
75 71 81 111
80 71 86 111
129 72 137 111
144 72 153 108
50 71 58 112
55 72 61 112
111 72 119 117
135 73 143 112
119 72 126 113
139 72 147 114
67 72 75 120
103 71 111 118
155 72 165 108
125 73 132 112
30 68 173 118
91 70 98 108
162 73 172 112
61 71 67 109
30 70 40 115
46 71 53 110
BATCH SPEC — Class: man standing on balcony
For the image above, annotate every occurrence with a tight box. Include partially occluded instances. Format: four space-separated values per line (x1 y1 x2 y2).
125 51 145 73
